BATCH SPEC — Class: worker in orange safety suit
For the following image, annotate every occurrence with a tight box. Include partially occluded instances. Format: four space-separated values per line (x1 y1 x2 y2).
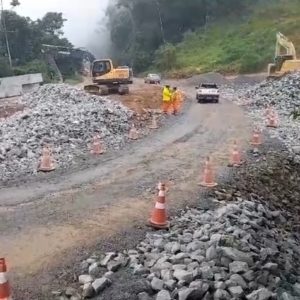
171 87 182 115
178 89 185 111
162 85 172 114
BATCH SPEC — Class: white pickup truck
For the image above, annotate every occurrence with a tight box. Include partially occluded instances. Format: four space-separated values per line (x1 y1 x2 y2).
196 83 220 103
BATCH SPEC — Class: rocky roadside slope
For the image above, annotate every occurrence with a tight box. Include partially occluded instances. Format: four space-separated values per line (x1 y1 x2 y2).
0 84 134 183
52 148 300 300
235 72 300 163
50 74 300 300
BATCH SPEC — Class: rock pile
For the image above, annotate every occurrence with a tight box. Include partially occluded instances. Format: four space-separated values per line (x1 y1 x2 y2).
244 73 300 111
234 72 300 162
60 196 300 300
212 151 300 228
0 84 133 182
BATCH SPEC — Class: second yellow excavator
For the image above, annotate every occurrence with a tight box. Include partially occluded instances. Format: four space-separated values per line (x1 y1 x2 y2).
268 32 300 78
84 59 133 95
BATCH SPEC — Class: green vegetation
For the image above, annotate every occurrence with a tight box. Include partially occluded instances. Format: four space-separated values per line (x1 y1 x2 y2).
11 59 57 83
172 0 300 77
0 2 92 81
107 0 258 73
107 0 300 76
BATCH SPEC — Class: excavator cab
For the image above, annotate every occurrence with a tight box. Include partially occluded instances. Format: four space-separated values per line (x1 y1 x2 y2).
92 60 112 79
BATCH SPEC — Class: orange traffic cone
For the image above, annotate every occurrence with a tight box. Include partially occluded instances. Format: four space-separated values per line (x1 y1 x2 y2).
90 135 105 155
200 157 218 187
149 115 158 129
0 258 11 300
128 124 139 140
250 127 262 146
266 111 278 128
149 183 169 229
38 146 55 172
265 106 272 117
229 140 242 167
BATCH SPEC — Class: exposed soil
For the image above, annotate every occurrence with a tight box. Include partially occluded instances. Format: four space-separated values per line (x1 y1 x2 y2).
0 98 24 119
116 82 162 115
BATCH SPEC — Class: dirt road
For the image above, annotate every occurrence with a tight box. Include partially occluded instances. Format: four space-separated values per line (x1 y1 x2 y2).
0 80 251 298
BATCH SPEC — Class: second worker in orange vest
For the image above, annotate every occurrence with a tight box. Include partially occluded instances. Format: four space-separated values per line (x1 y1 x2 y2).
172 87 182 115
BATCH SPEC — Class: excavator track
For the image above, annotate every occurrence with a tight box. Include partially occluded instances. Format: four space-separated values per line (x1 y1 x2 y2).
84 84 129 96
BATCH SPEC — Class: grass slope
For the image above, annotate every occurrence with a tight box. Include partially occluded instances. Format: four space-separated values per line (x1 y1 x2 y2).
170 0 300 77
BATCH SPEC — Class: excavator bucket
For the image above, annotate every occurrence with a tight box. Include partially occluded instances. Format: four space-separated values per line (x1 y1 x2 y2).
84 84 101 95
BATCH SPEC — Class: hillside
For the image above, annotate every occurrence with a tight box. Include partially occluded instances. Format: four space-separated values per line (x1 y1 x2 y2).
170 0 300 77
106 0 300 77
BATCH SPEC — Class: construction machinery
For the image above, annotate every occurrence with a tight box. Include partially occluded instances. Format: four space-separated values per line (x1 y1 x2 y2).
268 32 300 78
84 59 133 95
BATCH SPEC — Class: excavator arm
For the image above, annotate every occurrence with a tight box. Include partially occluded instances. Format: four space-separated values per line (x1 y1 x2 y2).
268 32 300 78
275 32 297 59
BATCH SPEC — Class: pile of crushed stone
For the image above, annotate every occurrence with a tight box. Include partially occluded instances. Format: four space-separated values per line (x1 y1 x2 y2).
0 84 133 183
56 199 300 300
231 72 300 162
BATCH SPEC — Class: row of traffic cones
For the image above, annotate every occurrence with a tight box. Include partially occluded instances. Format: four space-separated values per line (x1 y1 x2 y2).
197 107 280 189
148 127 268 230
38 118 158 172
199 128 264 188
38 135 107 172
129 115 160 140
151 107 278 225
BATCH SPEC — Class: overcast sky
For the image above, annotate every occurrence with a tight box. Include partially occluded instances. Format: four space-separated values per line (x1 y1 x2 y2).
7 0 110 49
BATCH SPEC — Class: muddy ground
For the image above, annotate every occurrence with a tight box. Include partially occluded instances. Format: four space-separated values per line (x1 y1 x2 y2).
0 75 265 299
0 98 24 119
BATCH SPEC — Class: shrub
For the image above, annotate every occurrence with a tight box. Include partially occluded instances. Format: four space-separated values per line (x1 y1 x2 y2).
154 43 178 71
12 59 57 83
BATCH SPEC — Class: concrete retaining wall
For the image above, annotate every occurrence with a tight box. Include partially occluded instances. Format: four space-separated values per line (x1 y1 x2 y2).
0 73 43 99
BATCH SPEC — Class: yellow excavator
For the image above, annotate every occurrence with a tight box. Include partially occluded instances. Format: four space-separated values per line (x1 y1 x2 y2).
84 59 133 95
268 32 300 78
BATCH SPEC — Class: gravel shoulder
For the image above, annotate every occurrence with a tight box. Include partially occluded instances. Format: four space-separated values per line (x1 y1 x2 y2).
0 79 251 299
7 72 299 300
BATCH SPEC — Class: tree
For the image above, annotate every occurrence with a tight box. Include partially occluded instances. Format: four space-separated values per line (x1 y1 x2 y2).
154 43 177 71
10 0 20 7
106 0 261 72
0 11 35 63
37 12 66 36
0 7 76 78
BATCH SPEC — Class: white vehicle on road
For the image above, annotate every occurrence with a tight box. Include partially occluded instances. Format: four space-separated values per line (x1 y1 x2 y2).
196 83 220 103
